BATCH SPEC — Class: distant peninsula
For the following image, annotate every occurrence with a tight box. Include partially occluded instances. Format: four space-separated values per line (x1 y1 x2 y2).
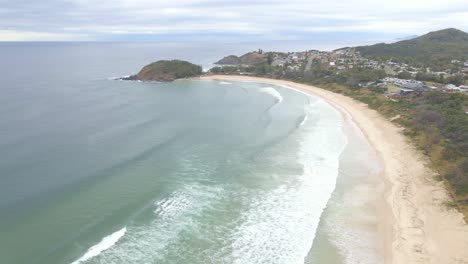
123 60 202 81
215 51 266 65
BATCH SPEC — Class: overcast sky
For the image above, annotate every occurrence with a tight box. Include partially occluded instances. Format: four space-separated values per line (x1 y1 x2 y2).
0 0 467 41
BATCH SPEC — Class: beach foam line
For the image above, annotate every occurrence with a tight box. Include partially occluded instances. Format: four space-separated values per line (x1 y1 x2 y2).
70 227 127 264
219 81 232 85
107 75 130 81
89 184 226 263
228 101 347 263
298 114 308 127
259 87 283 104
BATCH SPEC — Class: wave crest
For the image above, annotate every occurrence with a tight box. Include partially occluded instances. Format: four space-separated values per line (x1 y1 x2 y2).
259 87 283 104
70 227 127 264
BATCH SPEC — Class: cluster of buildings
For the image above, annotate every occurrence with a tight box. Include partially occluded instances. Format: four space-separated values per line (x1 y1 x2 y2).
462 61 468 74
270 51 308 70
303 48 468 95
268 49 361 73
313 48 371 70
444 84 468 93
271 48 381 72
380 77 436 95
452 60 468 73
300 48 466 76
379 77 468 95
231 48 467 95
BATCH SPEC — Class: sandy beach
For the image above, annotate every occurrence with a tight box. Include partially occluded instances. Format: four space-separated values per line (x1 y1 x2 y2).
200 75 468 264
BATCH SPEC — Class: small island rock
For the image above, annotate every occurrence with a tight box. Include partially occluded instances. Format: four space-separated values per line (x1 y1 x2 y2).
123 60 202 81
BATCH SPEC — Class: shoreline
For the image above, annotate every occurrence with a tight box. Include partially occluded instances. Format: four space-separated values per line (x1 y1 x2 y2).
307 101 386 263
198 75 468 264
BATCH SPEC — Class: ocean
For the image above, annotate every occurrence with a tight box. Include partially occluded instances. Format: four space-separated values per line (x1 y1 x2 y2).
0 42 383 264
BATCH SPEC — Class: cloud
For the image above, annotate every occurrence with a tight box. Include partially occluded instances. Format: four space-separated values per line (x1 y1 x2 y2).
0 0 466 41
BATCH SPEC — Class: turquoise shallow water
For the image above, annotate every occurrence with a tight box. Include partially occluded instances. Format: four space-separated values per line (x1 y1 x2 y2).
0 43 382 264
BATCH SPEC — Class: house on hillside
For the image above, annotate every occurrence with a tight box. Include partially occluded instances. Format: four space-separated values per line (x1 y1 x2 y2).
459 85 468 93
287 65 300 71
399 88 415 95
443 84 468 93
416 85 437 93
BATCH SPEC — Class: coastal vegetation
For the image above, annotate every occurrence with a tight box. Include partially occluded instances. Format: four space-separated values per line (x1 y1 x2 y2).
356 28 468 71
215 51 267 65
296 79 468 217
318 84 468 207
124 60 202 81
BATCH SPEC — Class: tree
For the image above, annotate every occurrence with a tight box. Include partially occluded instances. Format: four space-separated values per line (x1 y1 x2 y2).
446 74 465 86
267 52 274 66
416 72 425 81
398 71 411 79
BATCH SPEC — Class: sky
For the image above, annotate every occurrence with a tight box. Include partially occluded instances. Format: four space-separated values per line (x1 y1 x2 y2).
0 0 467 42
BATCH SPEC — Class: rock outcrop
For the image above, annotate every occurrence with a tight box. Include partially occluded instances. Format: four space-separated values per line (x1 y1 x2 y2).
123 60 202 81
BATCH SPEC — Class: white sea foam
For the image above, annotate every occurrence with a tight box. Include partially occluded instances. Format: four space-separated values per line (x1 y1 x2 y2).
87 184 226 263
226 99 347 264
261 82 384 263
70 227 127 264
259 87 283 104
219 81 232 85
74 83 348 264
154 189 197 220
108 75 130 81
277 82 383 263
299 114 308 127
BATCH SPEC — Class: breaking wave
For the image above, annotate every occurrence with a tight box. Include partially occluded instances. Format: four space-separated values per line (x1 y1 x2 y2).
70 227 127 264
259 87 283 104
297 114 308 128
67 81 348 264
83 184 226 263
226 98 347 264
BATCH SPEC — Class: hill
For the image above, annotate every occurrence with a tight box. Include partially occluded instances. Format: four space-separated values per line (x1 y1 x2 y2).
355 28 468 69
215 52 266 65
124 60 202 81
388 34 418 43
214 55 241 65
